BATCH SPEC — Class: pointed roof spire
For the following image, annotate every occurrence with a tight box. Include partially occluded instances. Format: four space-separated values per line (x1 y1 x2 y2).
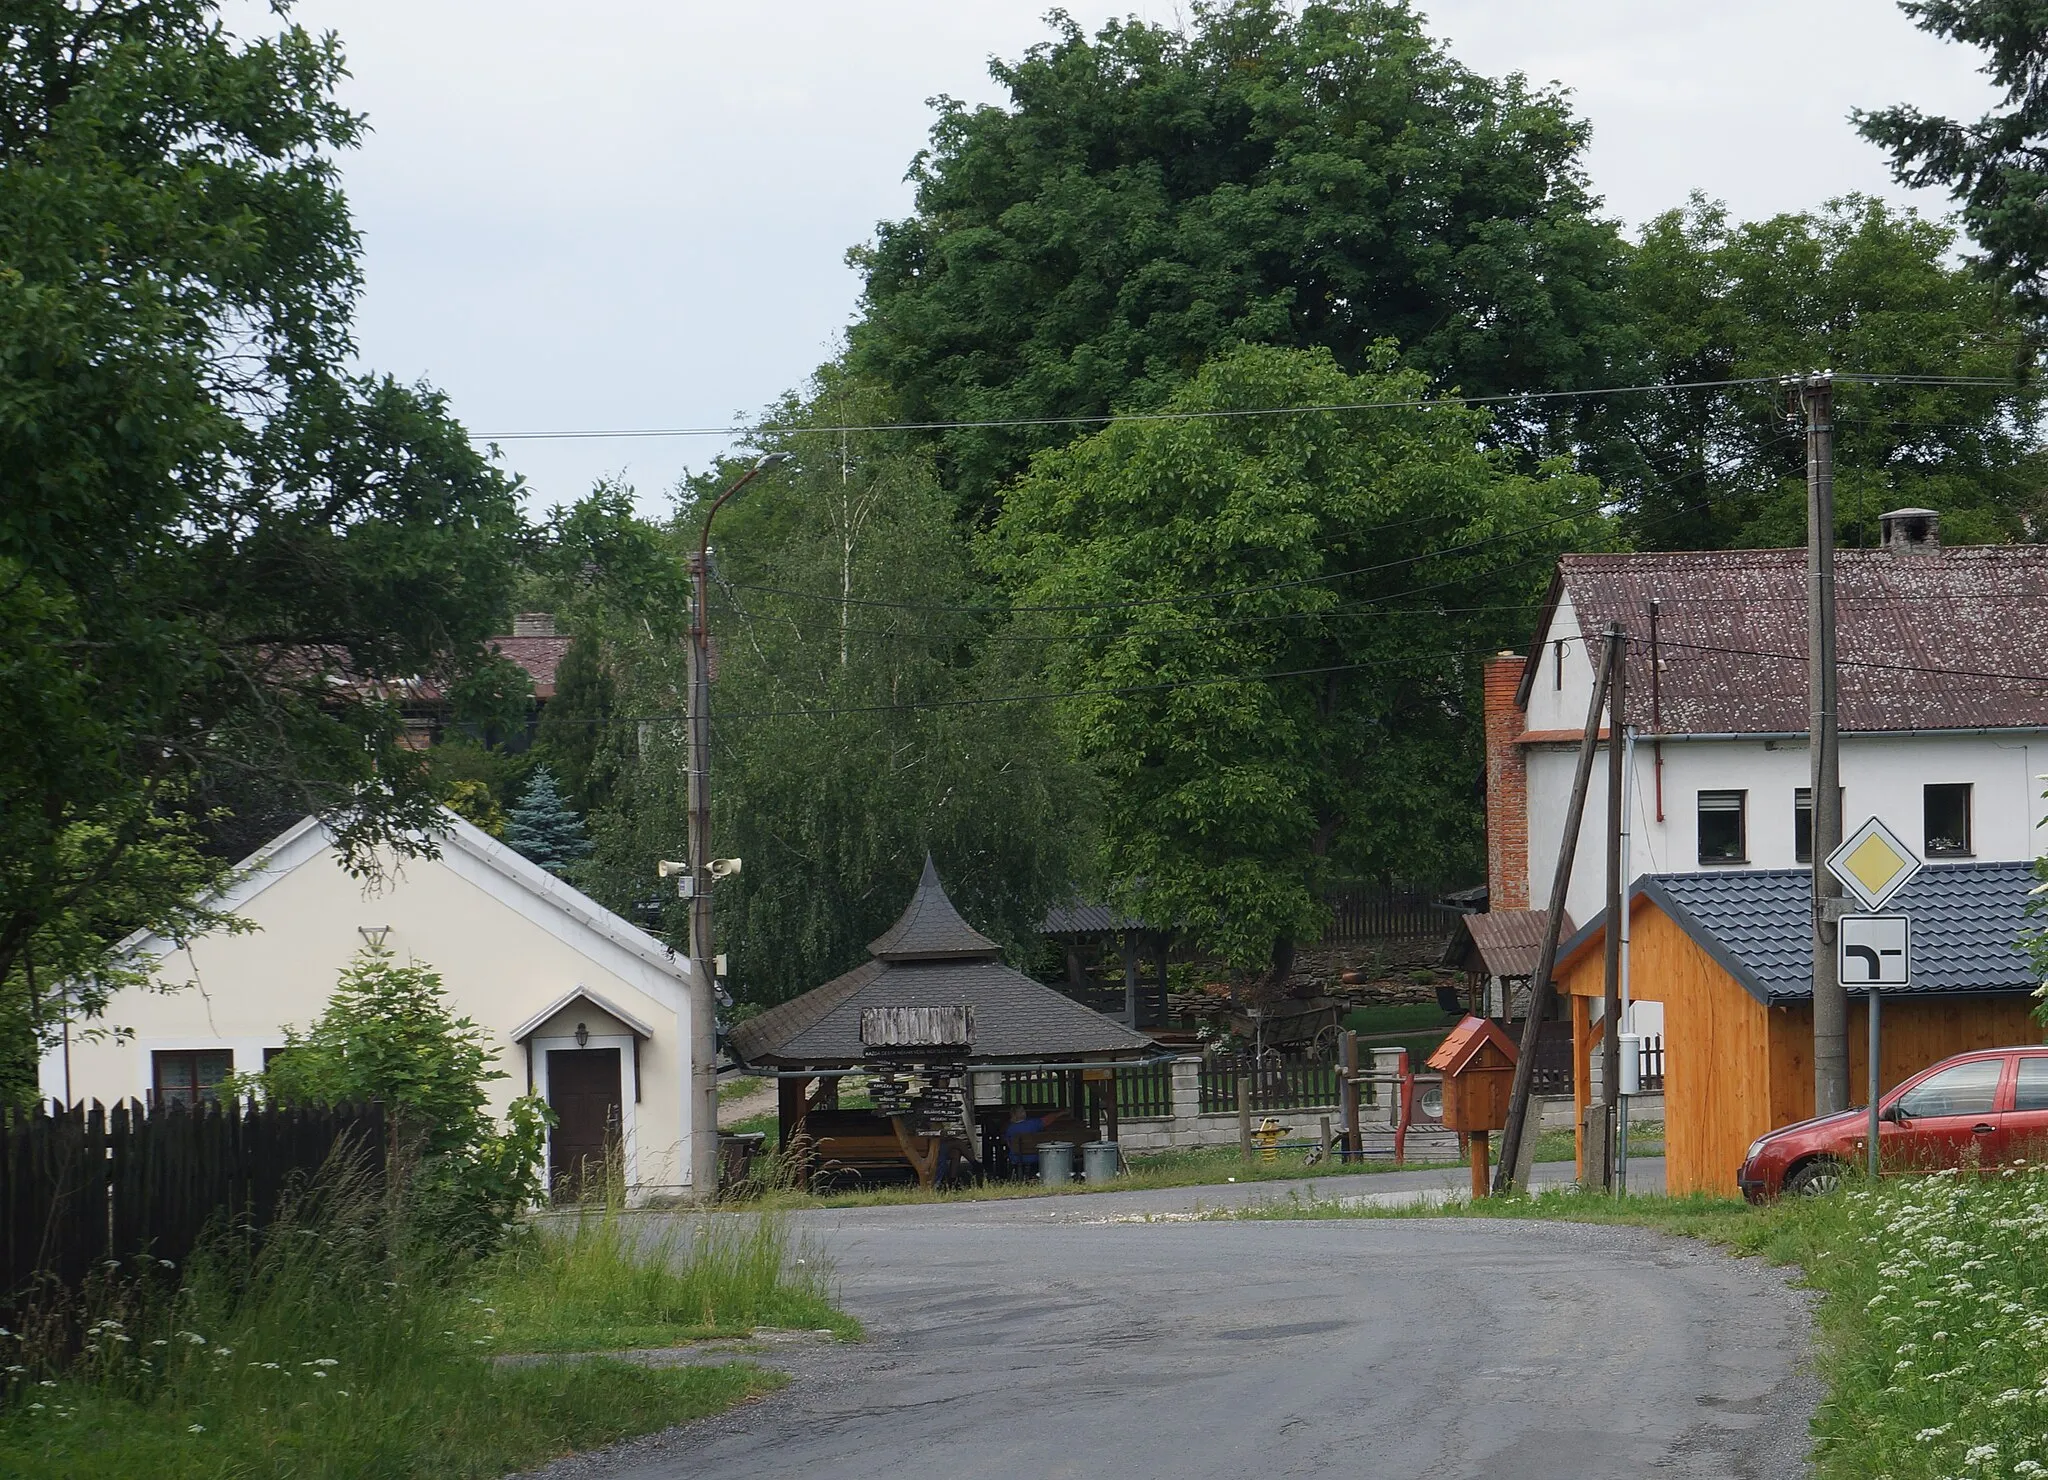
867 854 1002 962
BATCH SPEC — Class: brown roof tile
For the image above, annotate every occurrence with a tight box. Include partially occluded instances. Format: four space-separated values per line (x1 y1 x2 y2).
489 635 574 700
1527 546 2048 734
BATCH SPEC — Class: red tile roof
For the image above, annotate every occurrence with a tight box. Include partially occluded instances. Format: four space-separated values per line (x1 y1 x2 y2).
1521 546 2048 734
489 635 573 700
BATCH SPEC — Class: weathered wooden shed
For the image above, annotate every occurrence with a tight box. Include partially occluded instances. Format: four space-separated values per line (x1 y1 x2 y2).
1553 862 2044 1195
729 859 1157 1184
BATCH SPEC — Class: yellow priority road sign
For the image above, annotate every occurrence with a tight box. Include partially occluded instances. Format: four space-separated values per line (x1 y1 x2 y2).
1825 816 1923 912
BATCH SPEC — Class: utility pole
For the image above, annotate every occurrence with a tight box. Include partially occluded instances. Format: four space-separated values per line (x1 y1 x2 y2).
682 452 790 1200
1803 373 1848 1115
1495 623 1619 1193
1600 620 1627 1190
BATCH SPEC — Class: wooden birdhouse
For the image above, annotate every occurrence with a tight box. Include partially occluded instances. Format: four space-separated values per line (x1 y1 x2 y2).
1427 1015 1519 1135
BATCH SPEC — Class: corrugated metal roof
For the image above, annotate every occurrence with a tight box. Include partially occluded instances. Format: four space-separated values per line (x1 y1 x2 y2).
1445 909 1572 978
1557 861 2041 1005
1530 546 2048 733
1039 901 1148 936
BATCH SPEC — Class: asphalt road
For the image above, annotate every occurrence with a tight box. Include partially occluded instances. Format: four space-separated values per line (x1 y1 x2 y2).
529 1160 1819 1480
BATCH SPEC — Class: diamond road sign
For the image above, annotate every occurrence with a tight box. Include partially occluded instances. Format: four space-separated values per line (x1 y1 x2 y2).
1826 816 1923 912
1839 913 1910 988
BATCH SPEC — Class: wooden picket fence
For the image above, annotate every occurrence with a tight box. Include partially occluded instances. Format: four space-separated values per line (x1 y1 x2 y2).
1318 884 1445 945
1 1099 386 1316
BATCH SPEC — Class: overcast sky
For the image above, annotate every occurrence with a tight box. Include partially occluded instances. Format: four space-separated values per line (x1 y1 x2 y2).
263 1 2002 516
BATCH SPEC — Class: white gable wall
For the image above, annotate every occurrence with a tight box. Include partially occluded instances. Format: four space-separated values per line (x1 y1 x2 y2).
43 818 694 1198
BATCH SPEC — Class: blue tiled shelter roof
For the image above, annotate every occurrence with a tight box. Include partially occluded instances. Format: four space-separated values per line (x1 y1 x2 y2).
1559 861 2043 1005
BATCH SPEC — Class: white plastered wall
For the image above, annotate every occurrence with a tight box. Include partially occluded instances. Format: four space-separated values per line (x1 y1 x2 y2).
42 822 693 1199
1516 595 2048 1043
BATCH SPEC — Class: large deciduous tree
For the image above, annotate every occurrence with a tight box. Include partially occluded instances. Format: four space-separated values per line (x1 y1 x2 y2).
989 345 1606 994
1858 1 2048 317
1603 195 2046 551
848 0 1628 520
0 1 523 1091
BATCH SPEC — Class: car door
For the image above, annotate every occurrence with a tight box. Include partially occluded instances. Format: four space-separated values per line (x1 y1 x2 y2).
1995 1053 2048 1165
1881 1056 2006 1173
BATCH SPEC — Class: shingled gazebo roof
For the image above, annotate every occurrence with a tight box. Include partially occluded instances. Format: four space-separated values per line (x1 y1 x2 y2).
729 858 1155 1069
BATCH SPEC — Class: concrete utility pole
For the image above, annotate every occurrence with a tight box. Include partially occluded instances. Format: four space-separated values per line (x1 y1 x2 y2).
1802 373 1848 1115
686 452 790 1199
1600 620 1627 1189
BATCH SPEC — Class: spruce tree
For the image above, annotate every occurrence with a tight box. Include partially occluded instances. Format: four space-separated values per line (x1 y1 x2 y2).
504 765 592 876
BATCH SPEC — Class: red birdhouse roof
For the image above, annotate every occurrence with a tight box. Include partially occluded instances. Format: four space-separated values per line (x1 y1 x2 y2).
1427 1015 1519 1075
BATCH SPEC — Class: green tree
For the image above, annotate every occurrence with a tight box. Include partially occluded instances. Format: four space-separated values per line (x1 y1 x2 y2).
534 634 617 815
258 948 552 1247
1602 195 2045 550
989 344 1605 993
0 0 526 1064
505 766 592 876
569 373 1095 1006
847 0 1628 519
1857 1 2048 316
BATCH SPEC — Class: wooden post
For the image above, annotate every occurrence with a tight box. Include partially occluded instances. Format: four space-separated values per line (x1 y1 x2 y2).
1341 1030 1362 1163
1495 624 1618 1194
1237 1068 1252 1161
1470 1130 1489 1200
1120 932 1141 1027
1105 1074 1120 1144
1319 1114 1333 1163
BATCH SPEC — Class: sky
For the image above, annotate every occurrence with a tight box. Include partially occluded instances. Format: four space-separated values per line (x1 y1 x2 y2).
259 1 2004 517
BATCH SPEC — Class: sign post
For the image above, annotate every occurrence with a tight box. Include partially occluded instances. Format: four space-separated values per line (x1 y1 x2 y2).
1827 820 1922 1180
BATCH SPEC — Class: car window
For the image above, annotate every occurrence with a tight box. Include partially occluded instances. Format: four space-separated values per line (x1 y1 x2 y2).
2015 1058 2048 1112
1896 1059 2005 1119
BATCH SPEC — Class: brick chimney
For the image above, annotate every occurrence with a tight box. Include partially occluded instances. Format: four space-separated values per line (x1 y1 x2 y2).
511 612 557 638
1484 652 1530 910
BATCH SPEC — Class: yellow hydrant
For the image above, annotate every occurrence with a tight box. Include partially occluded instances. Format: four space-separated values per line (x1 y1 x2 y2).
1252 1116 1289 1162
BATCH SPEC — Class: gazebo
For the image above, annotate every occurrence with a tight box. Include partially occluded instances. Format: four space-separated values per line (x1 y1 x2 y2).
729 859 1157 1185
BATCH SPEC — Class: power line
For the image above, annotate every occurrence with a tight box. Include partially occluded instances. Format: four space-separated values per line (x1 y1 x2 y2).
472 372 2020 443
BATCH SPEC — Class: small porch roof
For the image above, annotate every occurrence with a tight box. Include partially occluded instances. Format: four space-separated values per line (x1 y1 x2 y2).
510 985 656 1043
1440 909 1573 979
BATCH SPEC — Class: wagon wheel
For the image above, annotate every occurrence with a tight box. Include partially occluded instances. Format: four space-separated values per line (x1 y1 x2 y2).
1311 1023 1343 1063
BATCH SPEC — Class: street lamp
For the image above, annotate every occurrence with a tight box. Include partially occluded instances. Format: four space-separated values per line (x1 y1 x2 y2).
683 450 791 1200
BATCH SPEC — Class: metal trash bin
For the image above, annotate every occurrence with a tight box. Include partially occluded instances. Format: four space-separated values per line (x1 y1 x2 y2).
1082 1140 1122 1182
1038 1141 1075 1184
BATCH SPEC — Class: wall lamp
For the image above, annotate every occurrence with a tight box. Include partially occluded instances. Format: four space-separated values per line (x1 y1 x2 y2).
357 925 392 949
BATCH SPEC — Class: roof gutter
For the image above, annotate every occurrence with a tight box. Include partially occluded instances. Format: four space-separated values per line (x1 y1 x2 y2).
1541 725 2048 745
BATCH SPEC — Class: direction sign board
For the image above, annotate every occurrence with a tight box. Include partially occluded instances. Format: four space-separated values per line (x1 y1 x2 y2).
1826 816 1923 912
1838 913 1909 989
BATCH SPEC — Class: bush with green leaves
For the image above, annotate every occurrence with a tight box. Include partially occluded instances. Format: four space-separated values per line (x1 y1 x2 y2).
255 949 551 1251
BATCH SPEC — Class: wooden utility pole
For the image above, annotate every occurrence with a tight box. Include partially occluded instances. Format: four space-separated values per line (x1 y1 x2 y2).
1494 624 1619 1193
1599 621 1627 1189
1803 373 1848 1115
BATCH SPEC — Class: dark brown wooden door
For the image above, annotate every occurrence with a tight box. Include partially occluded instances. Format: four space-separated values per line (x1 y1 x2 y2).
548 1048 621 1203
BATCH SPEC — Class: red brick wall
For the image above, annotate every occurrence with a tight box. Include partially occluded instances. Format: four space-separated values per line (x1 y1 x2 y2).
1484 653 1530 910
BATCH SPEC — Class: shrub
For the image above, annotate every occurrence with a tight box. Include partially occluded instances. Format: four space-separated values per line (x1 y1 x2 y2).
252 948 550 1252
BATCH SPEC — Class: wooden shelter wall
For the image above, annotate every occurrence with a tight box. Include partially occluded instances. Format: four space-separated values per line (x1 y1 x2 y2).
1559 903 1769 1196
1766 997 2043 1127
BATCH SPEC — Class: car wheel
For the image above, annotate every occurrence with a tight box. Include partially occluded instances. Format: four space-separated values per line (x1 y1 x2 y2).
1785 1158 1845 1197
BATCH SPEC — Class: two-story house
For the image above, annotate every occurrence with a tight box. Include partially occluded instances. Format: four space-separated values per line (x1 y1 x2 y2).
1483 510 2048 1189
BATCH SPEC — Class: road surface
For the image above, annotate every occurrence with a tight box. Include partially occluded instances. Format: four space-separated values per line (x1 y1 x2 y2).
527 1160 1818 1480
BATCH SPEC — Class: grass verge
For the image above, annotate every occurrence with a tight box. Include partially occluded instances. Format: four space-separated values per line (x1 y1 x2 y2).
1230 1168 2048 1479
485 1208 858 1351
0 1180 838 1479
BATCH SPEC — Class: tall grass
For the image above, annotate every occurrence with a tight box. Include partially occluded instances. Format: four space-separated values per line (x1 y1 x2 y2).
0 1164 825 1478
484 1209 855 1352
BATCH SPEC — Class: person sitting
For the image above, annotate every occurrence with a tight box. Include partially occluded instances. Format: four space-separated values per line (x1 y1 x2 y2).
1004 1105 1049 1176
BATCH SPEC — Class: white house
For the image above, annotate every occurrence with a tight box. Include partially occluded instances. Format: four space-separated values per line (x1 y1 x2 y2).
42 811 697 1203
1487 509 2048 1044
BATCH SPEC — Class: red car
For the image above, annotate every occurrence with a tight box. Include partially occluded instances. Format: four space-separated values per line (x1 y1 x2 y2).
1738 1046 2048 1200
